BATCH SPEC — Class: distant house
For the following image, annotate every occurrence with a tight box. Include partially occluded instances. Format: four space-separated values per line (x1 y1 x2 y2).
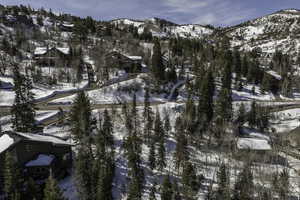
237 137 272 152
58 22 74 32
34 46 70 66
105 51 143 73
0 131 72 189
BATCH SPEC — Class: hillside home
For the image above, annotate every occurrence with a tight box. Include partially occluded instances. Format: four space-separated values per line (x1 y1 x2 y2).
0 131 72 190
34 46 70 66
58 22 74 32
105 51 143 73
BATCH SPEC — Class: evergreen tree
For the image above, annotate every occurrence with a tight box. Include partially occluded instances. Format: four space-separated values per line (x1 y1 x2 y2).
161 175 173 200
182 162 199 199
174 117 189 171
26 178 40 200
164 112 171 135
70 91 95 144
157 134 166 171
216 88 232 123
237 103 246 126
95 109 115 200
198 69 215 123
154 110 166 171
143 87 154 144
241 55 249 78
124 95 144 199
43 175 65 200
149 181 157 200
216 163 230 200
233 164 254 200
11 64 36 132
233 49 242 80
3 152 21 200
148 140 156 170
151 40 165 82
248 101 257 128
70 91 95 200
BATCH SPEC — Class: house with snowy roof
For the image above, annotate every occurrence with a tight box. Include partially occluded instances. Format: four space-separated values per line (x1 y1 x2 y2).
34 46 70 66
58 22 74 32
105 50 144 73
0 131 72 185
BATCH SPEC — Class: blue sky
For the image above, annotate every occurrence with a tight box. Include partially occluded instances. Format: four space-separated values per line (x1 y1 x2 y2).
1 0 300 26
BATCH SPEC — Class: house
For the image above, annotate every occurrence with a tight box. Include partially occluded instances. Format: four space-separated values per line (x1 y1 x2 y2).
105 51 143 73
0 131 72 190
34 46 70 66
58 22 74 32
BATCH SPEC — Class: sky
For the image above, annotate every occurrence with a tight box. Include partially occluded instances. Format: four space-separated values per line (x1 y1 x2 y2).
1 0 300 26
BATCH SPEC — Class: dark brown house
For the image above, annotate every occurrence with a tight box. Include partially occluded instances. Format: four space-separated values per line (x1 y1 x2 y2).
34 47 70 66
105 51 143 73
0 131 72 189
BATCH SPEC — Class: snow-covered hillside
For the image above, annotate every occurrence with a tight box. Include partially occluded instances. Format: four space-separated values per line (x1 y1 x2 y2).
226 9 300 58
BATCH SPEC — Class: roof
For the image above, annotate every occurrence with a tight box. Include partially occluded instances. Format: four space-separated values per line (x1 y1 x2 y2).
34 47 48 55
34 47 70 56
107 50 142 61
13 132 72 146
0 134 15 154
26 154 55 167
237 138 272 151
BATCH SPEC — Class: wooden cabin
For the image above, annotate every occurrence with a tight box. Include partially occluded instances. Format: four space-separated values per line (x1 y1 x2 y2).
105 51 143 73
34 47 70 66
0 131 72 190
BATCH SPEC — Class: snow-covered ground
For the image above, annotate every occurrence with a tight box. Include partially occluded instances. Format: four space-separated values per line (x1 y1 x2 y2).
0 76 88 106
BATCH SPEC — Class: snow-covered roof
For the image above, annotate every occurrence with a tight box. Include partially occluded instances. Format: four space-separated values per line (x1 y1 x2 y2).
25 154 55 167
15 132 72 146
237 138 272 150
34 47 70 55
62 23 74 28
0 134 15 154
56 47 70 55
125 55 142 61
34 47 48 55
108 50 142 61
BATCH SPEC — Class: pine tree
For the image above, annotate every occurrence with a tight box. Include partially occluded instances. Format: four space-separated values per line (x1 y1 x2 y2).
75 146 95 200
148 140 156 170
152 40 165 82
216 88 232 123
237 103 246 126
11 64 36 132
174 117 189 171
70 91 95 144
43 175 65 200
182 162 199 200
157 135 166 171
216 163 230 200
233 49 242 82
241 55 249 78
154 110 166 171
26 178 40 200
277 169 289 200
70 91 96 200
233 164 254 200
161 175 173 200
95 109 115 200
3 152 21 200
124 95 144 199
144 87 154 144
164 112 171 135
248 101 257 128
198 69 215 123
149 181 157 200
